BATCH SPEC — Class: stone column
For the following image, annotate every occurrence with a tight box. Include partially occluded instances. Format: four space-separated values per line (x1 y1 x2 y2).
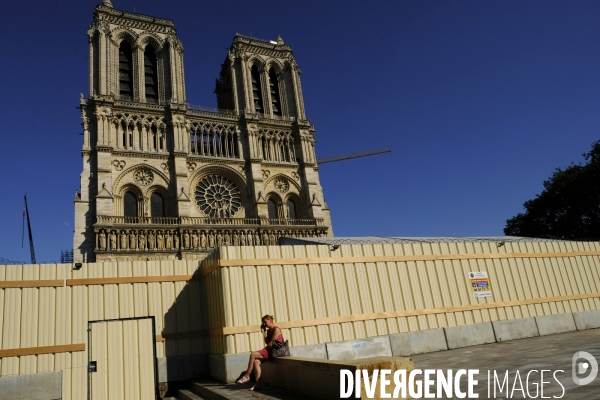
240 56 251 112
290 64 302 120
167 39 179 103
293 65 306 120
229 56 239 112
278 71 289 117
177 45 186 103
135 45 144 103
261 65 272 117
98 26 108 95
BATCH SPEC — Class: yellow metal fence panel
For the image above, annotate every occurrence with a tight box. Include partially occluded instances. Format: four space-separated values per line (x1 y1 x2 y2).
90 321 108 400
210 242 600 352
90 318 155 400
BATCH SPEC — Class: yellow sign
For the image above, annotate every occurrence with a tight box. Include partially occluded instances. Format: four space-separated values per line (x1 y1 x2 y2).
468 271 492 298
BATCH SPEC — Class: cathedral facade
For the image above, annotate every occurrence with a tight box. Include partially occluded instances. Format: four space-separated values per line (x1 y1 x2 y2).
74 0 333 262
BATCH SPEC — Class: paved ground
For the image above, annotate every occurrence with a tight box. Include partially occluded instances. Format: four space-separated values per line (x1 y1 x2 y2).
413 329 600 399
197 329 600 399
193 379 308 400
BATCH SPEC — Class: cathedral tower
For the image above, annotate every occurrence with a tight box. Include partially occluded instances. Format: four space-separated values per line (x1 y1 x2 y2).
74 1 332 262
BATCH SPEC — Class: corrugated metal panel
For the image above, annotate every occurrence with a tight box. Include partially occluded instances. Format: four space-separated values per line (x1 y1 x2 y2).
208 241 600 353
90 321 108 399
90 318 155 400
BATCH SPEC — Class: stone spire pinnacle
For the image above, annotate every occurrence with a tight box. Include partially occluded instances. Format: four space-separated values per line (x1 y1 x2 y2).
102 0 113 8
276 34 284 45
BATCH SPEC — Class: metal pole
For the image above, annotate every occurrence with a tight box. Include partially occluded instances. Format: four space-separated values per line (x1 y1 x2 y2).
24 195 36 264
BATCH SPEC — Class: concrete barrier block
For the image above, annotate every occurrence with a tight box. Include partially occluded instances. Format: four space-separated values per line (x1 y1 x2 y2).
157 353 208 382
208 352 250 383
389 328 448 356
290 343 327 359
326 335 392 361
0 371 62 400
573 310 600 330
492 317 539 342
261 356 414 399
535 313 576 336
444 322 496 349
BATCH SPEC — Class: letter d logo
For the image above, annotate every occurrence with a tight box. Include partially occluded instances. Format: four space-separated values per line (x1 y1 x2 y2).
572 351 598 386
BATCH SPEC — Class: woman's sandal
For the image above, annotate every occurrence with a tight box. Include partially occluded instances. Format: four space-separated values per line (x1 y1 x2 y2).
249 383 262 391
236 376 250 384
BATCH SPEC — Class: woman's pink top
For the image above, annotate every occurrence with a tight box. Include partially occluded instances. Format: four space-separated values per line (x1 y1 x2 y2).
257 326 284 359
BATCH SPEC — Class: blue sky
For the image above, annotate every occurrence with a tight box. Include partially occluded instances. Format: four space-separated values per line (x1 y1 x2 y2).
1 1 599 262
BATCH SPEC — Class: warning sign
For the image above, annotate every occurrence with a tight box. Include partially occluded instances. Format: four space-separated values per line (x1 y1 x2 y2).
468 271 492 298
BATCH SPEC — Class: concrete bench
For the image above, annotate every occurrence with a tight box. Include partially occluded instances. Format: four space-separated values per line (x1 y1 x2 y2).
261 356 414 400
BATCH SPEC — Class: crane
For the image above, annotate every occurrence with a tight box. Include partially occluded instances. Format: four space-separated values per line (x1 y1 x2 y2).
23 195 36 264
316 148 391 164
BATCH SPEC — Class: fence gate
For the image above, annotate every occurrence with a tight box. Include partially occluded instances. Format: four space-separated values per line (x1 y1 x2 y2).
88 317 158 400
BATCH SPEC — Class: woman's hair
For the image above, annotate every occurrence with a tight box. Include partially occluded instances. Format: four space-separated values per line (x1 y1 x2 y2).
261 314 275 322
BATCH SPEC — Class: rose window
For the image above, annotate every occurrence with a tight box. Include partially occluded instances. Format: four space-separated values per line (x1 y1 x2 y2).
194 175 242 217
274 177 289 193
134 167 154 186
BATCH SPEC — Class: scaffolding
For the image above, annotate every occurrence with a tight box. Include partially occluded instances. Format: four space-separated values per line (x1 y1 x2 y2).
60 250 74 264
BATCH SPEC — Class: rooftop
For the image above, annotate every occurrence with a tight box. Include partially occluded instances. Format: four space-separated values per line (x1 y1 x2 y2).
279 235 581 246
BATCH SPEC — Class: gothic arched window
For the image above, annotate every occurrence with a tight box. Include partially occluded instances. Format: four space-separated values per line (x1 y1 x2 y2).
269 68 282 116
151 193 165 217
124 191 137 217
267 199 278 219
251 65 264 113
144 46 159 104
286 199 297 219
151 125 158 150
119 41 133 101
158 130 165 151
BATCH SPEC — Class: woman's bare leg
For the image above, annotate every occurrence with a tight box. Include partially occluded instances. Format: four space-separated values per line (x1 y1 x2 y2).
253 359 262 381
250 359 264 390
242 351 265 380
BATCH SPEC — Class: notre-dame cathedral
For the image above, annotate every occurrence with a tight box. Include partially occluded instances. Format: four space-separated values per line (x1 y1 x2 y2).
74 0 333 262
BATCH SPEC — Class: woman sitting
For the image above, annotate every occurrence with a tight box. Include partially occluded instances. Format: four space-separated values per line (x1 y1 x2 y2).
236 314 284 391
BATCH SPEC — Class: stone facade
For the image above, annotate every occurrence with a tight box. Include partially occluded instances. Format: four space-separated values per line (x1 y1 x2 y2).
74 1 333 262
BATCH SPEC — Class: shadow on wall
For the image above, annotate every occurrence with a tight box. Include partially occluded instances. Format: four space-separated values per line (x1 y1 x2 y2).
161 251 225 384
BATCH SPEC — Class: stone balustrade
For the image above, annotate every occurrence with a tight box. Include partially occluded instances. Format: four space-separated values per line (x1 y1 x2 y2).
96 215 324 227
93 215 328 255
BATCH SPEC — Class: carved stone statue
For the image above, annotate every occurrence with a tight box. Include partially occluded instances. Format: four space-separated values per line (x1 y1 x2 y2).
208 231 215 248
247 230 253 246
157 231 164 250
183 230 190 249
233 231 239 246
148 231 155 250
138 231 146 250
99 231 106 250
166 231 173 250
120 230 127 250
192 231 199 249
224 231 231 245
110 231 117 250
200 231 207 249
174 233 180 249
240 232 246 246
254 232 260 246
262 231 269 246
217 232 223 246
269 231 276 245
129 231 136 250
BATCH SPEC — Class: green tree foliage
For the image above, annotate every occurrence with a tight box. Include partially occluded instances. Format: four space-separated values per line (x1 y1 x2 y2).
504 140 600 239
